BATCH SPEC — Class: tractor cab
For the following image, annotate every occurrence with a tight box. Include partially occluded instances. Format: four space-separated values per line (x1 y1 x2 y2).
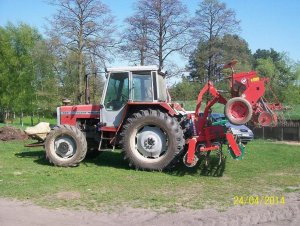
101 66 168 127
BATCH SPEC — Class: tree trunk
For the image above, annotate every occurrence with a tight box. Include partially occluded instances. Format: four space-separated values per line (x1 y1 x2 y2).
31 112 34 126
77 14 84 104
207 37 214 82
208 55 213 81
140 50 144 66
20 112 24 127
92 60 97 104
78 51 83 104
158 1 164 70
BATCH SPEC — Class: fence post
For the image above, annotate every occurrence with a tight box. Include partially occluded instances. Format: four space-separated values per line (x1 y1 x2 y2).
298 126 300 142
262 127 265 140
280 127 284 141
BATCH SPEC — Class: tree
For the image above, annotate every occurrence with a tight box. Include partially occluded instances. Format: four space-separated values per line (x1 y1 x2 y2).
220 34 252 71
121 12 153 66
255 58 277 78
281 84 300 104
0 23 55 123
32 39 59 115
47 0 115 103
253 48 281 67
253 49 294 83
0 24 37 115
188 34 252 83
283 62 300 104
253 49 297 102
169 77 200 101
192 0 240 80
122 0 191 71
294 62 300 86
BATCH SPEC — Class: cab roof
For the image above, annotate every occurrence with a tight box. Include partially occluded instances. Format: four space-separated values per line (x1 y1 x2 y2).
106 65 166 76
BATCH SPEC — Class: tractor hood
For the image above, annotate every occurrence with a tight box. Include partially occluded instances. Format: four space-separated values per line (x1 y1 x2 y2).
58 104 101 126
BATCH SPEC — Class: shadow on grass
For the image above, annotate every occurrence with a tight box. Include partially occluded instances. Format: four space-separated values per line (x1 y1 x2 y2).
167 155 227 177
85 152 227 176
83 151 130 170
15 150 51 165
15 150 130 170
15 150 226 177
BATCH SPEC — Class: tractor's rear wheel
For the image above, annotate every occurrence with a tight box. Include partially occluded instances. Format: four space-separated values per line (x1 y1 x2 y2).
45 125 87 167
121 109 185 171
225 97 253 125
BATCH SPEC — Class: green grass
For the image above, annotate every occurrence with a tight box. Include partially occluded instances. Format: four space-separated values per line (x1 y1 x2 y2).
177 100 226 113
0 116 57 128
0 140 299 211
177 100 300 120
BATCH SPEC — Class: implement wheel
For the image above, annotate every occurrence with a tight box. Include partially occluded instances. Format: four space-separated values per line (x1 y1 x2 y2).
45 125 87 167
121 109 185 171
258 111 273 126
225 97 253 125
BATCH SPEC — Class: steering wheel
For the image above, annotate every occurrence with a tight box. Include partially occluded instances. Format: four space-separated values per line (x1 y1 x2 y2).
106 100 122 110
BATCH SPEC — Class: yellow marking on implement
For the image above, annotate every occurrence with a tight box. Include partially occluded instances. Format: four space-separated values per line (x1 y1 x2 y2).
251 77 260 82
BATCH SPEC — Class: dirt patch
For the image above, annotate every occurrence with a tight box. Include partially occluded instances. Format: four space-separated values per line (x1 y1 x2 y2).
55 191 81 200
0 126 28 141
0 193 299 226
274 141 300 146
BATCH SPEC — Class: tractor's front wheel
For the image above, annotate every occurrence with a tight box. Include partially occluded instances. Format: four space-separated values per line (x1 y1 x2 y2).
121 109 185 171
45 125 87 167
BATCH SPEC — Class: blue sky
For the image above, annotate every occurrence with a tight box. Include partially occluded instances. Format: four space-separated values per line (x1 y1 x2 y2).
0 0 300 66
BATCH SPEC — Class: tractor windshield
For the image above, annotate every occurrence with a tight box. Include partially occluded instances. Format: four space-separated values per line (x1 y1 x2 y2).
104 72 129 111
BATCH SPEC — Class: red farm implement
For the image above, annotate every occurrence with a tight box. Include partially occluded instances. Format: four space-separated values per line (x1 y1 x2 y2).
182 60 285 166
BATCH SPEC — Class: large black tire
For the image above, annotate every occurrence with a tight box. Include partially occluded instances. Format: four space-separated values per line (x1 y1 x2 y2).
45 125 87 167
225 97 253 125
120 109 185 171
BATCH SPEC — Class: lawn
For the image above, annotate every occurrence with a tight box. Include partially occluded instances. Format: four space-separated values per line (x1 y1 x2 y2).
0 116 57 128
0 139 299 212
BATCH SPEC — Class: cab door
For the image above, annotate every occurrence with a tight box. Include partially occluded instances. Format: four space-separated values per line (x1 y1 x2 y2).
100 72 129 127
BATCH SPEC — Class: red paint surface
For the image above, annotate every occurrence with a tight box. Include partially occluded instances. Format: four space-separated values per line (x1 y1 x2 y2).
60 105 100 125
229 101 250 120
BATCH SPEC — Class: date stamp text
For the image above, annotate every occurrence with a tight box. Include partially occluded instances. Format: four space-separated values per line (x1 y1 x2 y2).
233 196 285 205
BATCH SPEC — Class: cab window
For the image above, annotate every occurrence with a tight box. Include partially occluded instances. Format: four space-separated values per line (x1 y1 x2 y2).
104 72 129 111
157 74 167 101
132 71 153 101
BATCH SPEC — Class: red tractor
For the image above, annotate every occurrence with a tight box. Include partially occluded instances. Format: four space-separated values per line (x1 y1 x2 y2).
45 66 186 170
34 63 282 170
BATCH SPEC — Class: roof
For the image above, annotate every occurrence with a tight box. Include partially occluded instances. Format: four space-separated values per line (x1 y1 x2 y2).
106 65 159 72
106 65 167 76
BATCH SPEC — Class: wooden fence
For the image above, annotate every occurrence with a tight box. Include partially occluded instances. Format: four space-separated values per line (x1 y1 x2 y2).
248 120 300 142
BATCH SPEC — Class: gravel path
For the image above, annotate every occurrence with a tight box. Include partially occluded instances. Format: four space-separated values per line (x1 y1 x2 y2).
0 193 299 226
